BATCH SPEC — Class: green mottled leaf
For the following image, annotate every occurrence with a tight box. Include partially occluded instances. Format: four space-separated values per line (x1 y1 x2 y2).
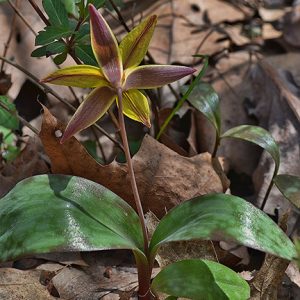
0 175 144 263
36 26 72 46
151 259 250 300
43 0 69 26
183 81 221 135
221 125 280 174
274 174 300 209
150 194 296 261
75 44 97 66
0 96 19 130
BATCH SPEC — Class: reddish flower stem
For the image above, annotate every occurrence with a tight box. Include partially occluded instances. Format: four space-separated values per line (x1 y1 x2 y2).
117 88 152 299
116 89 149 253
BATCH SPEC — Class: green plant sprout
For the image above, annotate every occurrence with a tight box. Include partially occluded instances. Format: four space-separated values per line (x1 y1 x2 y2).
0 3 298 300
41 3 195 258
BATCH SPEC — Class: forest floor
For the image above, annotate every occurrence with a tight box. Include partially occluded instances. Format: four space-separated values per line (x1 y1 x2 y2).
0 0 300 299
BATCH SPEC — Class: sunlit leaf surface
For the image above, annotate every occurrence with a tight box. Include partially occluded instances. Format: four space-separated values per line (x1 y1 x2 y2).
152 259 250 300
0 175 144 262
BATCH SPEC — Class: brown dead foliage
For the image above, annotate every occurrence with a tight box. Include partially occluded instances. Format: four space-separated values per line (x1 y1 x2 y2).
39 106 224 218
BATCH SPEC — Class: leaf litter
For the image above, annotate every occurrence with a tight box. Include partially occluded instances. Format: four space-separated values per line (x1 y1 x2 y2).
0 0 300 299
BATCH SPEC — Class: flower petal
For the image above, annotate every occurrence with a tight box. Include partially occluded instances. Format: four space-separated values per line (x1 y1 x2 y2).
61 86 116 143
120 90 151 127
119 15 157 69
89 4 122 87
123 65 196 90
41 65 108 88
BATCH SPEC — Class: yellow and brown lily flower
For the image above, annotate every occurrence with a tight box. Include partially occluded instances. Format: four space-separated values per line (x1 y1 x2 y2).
41 4 195 143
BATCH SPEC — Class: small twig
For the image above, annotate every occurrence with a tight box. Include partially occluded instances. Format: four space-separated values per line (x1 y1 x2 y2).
108 108 123 143
18 115 39 135
107 0 130 32
167 83 181 102
192 27 215 67
7 0 36 36
0 56 123 149
90 126 107 164
1 0 19 72
0 101 39 135
69 18 84 46
68 86 81 104
108 108 120 130
210 241 219 263
27 0 50 26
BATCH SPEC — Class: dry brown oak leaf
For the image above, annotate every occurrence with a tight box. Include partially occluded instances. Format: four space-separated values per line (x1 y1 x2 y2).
39 107 224 218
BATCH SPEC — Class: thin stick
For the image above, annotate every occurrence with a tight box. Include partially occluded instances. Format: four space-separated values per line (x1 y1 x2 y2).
0 56 123 149
108 108 120 130
27 0 50 26
107 0 130 32
7 0 36 36
1 0 19 72
210 241 219 263
90 126 107 164
0 101 39 135
117 88 149 253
